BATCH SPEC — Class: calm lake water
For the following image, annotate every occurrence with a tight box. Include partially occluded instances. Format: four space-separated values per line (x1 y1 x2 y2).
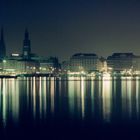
1 77 140 139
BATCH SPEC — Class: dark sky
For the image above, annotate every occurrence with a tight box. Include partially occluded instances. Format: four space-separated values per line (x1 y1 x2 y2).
1 0 140 61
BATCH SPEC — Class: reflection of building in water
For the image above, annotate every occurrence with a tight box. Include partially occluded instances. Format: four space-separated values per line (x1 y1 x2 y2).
1 79 7 127
68 81 75 117
91 80 94 116
50 79 55 115
102 80 112 122
121 80 132 119
0 79 19 127
80 78 85 119
38 77 47 119
136 80 140 118
10 79 19 122
32 77 36 119
91 80 102 120
28 77 48 120
68 79 86 120
121 80 140 120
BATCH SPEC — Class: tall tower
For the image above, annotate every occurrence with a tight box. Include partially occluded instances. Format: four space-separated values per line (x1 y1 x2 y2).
23 28 31 60
0 27 6 59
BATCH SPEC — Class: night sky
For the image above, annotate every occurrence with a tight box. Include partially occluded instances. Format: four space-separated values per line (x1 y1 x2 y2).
1 0 140 61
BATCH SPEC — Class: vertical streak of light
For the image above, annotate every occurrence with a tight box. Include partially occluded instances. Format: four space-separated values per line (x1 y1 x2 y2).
39 77 42 119
91 80 94 116
43 77 47 119
26 78 29 110
33 77 36 119
2 79 7 128
15 79 19 122
98 80 102 117
102 80 112 122
113 80 116 100
11 79 19 122
11 79 14 120
76 80 81 118
8 79 16 120
113 79 117 119
121 81 127 118
136 80 139 118
81 77 85 120
68 81 74 117
51 78 54 115
30 77 33 116
127 80 132 119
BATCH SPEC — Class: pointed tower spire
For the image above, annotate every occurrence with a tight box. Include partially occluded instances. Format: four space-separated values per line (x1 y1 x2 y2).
1 27 4 41
23 28 31 60
0 27 6 59
25 28 29 40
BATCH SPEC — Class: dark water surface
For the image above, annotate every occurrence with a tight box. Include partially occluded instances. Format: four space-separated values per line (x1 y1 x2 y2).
1 77 140 139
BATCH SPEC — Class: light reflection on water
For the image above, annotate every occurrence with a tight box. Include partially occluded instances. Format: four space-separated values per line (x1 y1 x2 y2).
0 77 140 128
102 79 112 122
0 79 19 127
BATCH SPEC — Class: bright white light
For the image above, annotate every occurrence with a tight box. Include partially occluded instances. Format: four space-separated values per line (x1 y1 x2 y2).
102 72 111 80
11 54 20 57
3 60 6 63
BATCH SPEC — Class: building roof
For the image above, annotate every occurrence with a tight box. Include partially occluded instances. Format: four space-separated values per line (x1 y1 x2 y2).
107 53 135 59
112 53 134 56
72 53 97 57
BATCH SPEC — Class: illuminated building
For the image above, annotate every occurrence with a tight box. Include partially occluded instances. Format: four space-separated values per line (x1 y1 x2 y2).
17 60 39 74
70 53 100 72
61 60 71 71
31 56 60 73
107 53 134 71
0 28 6 59
2 59 18 73
132 55 140 71
0 28 61 75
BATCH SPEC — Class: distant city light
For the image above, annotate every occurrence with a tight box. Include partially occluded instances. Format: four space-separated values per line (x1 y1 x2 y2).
11 53 20 57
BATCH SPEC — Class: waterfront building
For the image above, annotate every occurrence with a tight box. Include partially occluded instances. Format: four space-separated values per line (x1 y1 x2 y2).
0 28 6 59
39 57 60 73
61 60 71 72
0 58 39 74
99 57 108 72
2 59 18 73
31 55 60 74
107 53 134 71
17 60 39 74
0 28 62 75
132 55 140 71
70 53 100 72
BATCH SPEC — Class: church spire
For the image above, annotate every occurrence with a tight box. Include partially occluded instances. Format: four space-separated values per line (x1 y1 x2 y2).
0 27 6 59
23 28 31 60
25 28 29 40
1 27 4 41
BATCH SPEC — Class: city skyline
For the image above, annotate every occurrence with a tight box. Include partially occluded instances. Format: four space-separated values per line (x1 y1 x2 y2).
1 27 140 60
1 0 140 61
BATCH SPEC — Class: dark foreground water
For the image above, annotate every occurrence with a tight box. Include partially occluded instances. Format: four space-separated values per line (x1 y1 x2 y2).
1 77 140 139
